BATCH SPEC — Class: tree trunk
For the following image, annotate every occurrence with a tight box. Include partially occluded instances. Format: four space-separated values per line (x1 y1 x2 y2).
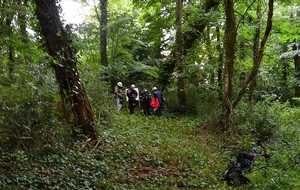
4 4 15 80
216 0 273 130
293 39 300 97
100 0 108 67
232 0 273 109
216 25 224 101
34 0 98 141
249 0 262 103
176 0 187 112
207 23 215 84
223 0 236 128
158 0 220 90
19 0 29 44
281 43 289 99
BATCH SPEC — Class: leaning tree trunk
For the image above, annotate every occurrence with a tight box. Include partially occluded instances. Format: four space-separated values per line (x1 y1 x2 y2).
34 0 98 141
232 0 273 109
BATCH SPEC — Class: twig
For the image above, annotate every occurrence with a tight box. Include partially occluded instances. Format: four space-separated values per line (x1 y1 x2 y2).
0 134 33 140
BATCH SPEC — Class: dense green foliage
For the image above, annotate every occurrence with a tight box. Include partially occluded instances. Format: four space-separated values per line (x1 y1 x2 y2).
1 0 300 189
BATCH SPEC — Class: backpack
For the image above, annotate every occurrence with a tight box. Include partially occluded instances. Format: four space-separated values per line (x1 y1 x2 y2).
142 90 151 101
131 93 137 98
128 88 137 100
224 159 250 186
151 97 160 108
236 151 255 171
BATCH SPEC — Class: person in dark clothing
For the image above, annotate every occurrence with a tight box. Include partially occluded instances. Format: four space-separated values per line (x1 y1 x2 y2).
127 84 138 114
152 87 164 116
236 151 256 171
224 140 270 186
236 140 269 171
140 88 151 115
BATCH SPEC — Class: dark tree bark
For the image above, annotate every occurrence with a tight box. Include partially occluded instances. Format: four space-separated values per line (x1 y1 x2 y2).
100 0 108 67
34 0 98 141
223 0 236 128
216 25 223 101
176 0 187 112
293 39 300 97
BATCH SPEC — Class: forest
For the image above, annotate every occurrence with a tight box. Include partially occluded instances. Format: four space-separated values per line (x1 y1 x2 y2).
0 0 300 189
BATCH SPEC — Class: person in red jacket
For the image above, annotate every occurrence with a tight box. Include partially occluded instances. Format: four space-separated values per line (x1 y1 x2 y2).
152 87 164 116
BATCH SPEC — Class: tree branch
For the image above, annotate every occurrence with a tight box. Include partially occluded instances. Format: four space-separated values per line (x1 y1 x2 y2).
232 0 274 108
0 134 33 140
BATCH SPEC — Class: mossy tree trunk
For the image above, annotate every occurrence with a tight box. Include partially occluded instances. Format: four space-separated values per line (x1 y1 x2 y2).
223 0 236 129
176 0 187 112
249 0 262 104
34 0 98 141
293 39 300 97
94 0 109 84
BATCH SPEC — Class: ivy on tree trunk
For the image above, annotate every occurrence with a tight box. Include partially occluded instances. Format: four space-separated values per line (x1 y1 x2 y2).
176 0 187 112
249 0 262 104
223 0 236 129
34 0 98 141
293 39 300 97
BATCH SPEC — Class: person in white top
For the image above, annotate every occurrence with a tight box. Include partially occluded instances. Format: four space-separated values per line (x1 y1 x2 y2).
114 82 123 112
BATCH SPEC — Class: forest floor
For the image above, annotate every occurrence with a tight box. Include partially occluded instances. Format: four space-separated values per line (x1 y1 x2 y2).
1 109 299 189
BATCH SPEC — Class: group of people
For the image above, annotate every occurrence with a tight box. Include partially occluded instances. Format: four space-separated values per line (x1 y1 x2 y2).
114 82 164 116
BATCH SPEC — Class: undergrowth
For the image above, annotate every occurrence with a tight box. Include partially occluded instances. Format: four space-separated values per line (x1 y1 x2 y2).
0 106 299 189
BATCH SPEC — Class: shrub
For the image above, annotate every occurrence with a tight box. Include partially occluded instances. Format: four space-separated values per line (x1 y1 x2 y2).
233 97 286 141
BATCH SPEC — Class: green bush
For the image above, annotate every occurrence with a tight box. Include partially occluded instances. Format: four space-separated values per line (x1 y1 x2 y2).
233 98 286 141
231 98 300 189
0 97 75 156
164 84 220 117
